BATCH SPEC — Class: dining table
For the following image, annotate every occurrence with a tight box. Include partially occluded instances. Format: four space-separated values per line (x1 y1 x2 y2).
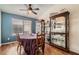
19 34 37 55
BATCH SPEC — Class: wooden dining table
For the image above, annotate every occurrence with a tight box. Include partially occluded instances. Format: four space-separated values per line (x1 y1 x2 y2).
19 34 37 55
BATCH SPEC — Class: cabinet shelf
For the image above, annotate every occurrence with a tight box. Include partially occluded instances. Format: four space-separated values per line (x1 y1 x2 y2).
51 32 66 35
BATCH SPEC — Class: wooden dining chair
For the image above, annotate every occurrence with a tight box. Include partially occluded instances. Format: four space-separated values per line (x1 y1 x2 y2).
36 33 45 55
16 34 23 55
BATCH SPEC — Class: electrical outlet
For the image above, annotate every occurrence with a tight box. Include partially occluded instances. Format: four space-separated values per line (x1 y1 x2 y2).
8 38 10 40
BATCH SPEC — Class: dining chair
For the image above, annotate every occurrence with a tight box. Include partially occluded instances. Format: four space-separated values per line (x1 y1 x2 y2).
16 34 23 55
36 33 45 55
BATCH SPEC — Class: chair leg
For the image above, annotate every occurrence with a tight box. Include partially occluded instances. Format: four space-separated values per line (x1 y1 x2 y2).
17 44 21 55
42 45 45 55
19 45 21 55
17 44 19 53
35 48 39 55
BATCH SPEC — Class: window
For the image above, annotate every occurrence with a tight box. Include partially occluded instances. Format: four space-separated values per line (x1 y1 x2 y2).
12 18 32 35
24 20 32 34
36 21 41 34
12 18 23 35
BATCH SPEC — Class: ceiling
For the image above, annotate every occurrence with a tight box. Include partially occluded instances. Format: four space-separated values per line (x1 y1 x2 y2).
0 4 54 19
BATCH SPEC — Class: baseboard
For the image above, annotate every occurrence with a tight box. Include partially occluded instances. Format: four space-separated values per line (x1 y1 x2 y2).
69 51 79 55
1 41 17 46
0 43 1 47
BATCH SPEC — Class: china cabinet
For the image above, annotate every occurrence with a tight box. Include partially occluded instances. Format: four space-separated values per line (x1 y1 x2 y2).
41 19 45 54
49 11 70 51
41 20 45 35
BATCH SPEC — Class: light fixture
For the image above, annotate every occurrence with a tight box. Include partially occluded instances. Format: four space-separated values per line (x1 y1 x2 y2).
28 10 32 15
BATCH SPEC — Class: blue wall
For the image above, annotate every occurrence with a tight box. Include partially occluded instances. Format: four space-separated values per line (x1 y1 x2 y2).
1 12 37 44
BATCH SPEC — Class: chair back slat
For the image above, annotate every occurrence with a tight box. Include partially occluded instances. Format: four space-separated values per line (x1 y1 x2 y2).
36 33 45 47
36 33 45 54
16 34 20 42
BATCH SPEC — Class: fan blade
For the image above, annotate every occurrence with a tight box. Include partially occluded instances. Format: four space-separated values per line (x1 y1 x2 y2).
32 10 37 15
33 8 39 10
19 9 26 11
24 4 28 8
24 4 27 6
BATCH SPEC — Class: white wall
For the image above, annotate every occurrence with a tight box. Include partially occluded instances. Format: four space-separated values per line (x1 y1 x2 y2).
40 4 79 53
0 10 1 46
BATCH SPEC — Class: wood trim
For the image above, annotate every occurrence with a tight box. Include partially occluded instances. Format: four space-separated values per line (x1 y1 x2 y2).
69 51 79 55
50 11 70 19
50 42 69 52
1 41 17 46
49 18 51 43
51 32 66 35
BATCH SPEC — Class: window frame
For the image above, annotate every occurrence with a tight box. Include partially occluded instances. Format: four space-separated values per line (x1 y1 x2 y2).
12 18 32 35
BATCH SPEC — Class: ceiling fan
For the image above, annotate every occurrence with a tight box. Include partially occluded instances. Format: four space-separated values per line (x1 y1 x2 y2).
20 4 39 15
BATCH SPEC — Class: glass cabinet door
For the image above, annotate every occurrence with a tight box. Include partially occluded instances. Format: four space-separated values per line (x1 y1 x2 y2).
50 11 70 50
51 34 65 48
51 16 66 48
51 17 65 33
